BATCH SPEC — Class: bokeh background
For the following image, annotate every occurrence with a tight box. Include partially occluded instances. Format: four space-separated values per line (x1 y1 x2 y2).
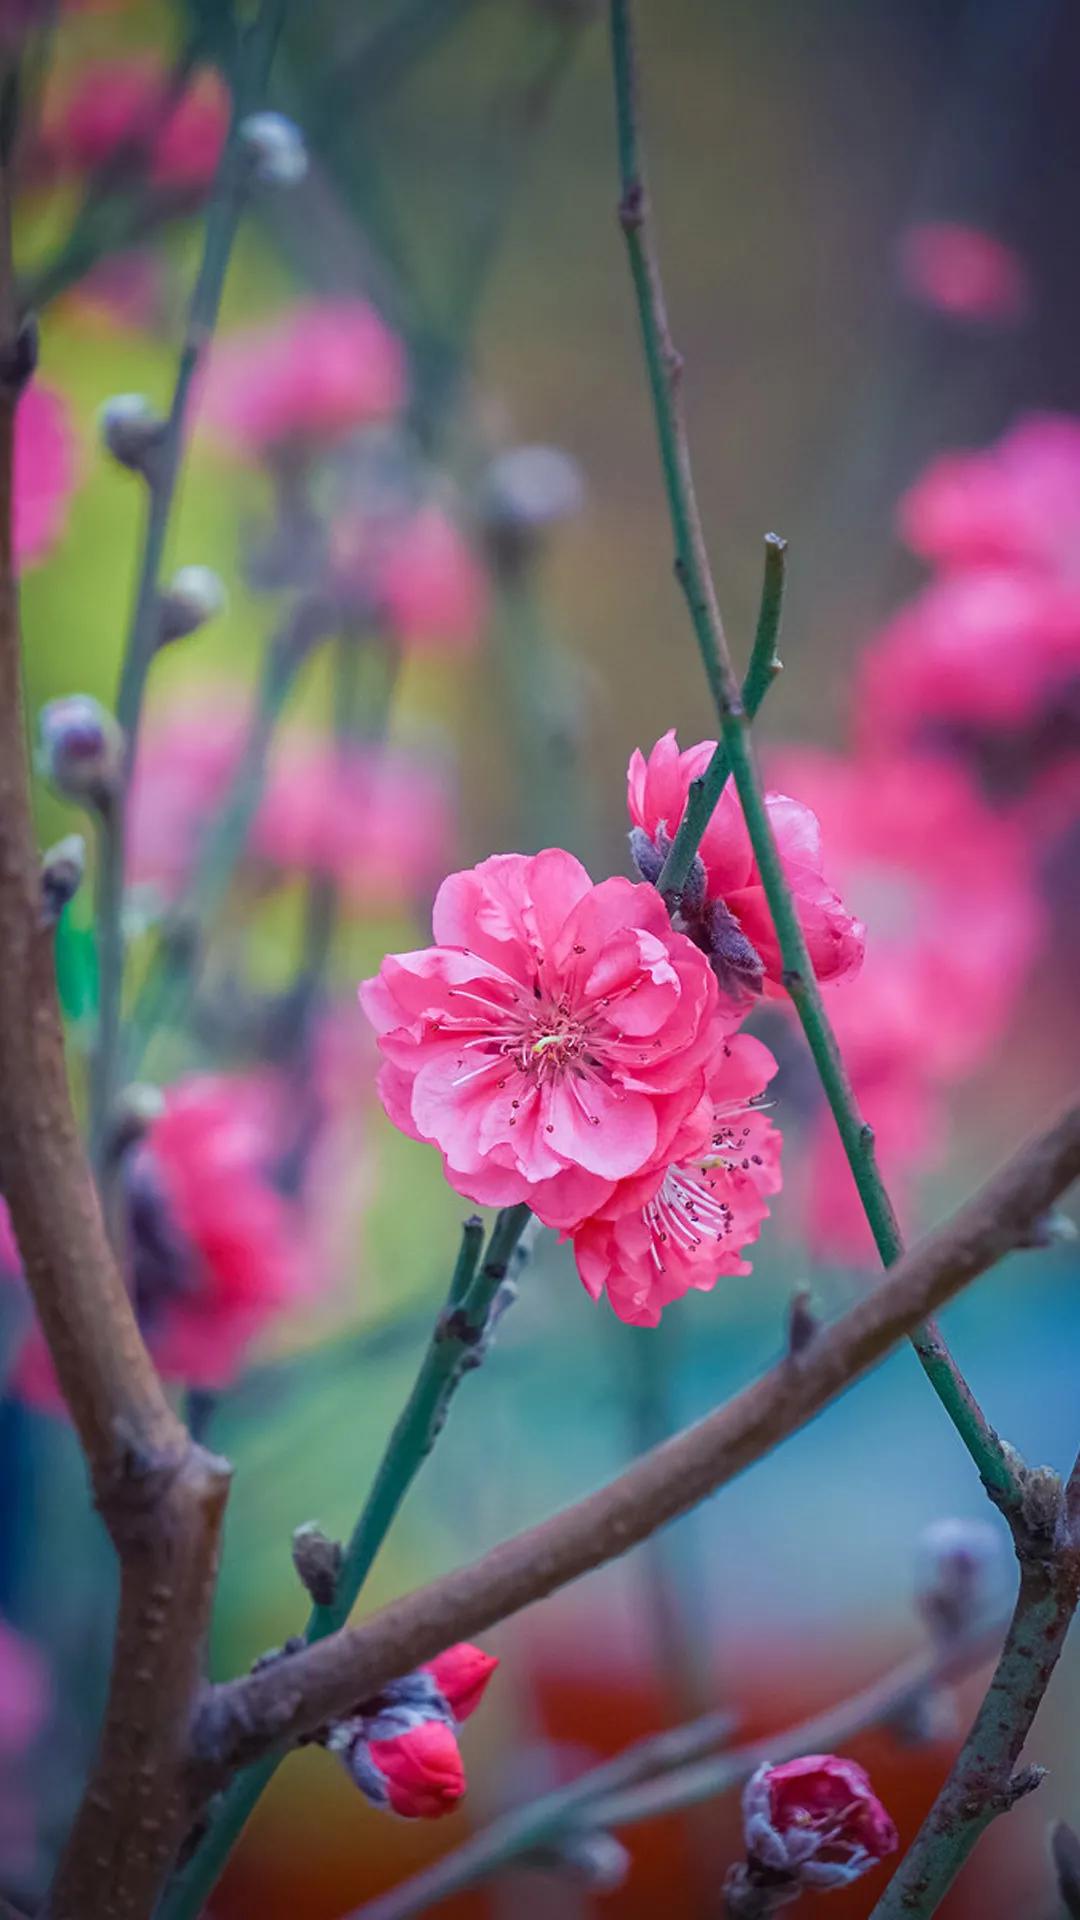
4 1 1080 1916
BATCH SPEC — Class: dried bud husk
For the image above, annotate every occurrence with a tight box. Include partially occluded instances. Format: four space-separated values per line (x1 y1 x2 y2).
38 695 124 808
707 898 766 1002
528 1832 631 1892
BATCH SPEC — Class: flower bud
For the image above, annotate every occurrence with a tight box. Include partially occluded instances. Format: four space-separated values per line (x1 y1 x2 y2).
239 111 308 186
38 695 124 806
330 1718 467 1819
915 1517 1006 1644
483 443 585 573
98 393 167 476
423 1644 499 1723
291 1522 343 1609
158 565 227 644
534 1832 631 1891
40 832 86 926
742 1755 898 1890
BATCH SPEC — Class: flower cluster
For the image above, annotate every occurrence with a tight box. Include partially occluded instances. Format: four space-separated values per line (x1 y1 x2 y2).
363 804 825 1321
323 1642 498 1820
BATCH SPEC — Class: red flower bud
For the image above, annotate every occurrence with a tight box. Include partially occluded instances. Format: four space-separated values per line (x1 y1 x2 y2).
742 1754 898 1890
423 1643 499 1722
366 1720 467 1820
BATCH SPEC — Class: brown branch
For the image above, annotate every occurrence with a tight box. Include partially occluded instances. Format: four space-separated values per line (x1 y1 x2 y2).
192 1102 1080 1784
0 162 230 1920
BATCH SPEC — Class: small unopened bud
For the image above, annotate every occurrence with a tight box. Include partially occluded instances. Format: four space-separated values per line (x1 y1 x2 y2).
915 1517 1005 1644
38 695 124 807
291 1522 343 1609
530 1832 631 1892
786 1286 819 1359
483 444 585 573
109 1082 166 1162
239 111 308 186
1050 1820 1080 1918
40 832 86 926
158 565 227 644
1019 1208 1078 1248
99 393 167 476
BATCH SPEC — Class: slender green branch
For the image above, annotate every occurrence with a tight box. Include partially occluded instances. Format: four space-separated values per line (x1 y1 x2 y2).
88 0 288 1164
657 532 785 899
349 1616 1005 1920
159 1206 534 1920
607 0 1022 1517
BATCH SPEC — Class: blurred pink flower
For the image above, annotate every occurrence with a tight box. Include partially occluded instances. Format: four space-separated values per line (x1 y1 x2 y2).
372 507 490 654
742 1754 898 1890
768 748 1042 1258
6 1076 307 1403
897 221 1029 324
900 414 1080 576
361 849 723 1231
125 1074 306 1389
627 731 864 1001
64 250 164 333
15 382 76 567
856 568 1080 749
201 300 406 457
46 59 228 190
128 690 454 909
571 1031 782 1326
0 1615 50 1757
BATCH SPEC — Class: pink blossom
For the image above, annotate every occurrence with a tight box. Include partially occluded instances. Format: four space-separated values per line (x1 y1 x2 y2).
423 1644 499 1723
361 1721 467 1820
856 568 1080 750
128 690 454 909
899 414 1080 575
201 300 406 457
571 1033 782 1326
742 1754 898 1889
15 382 76 568
0 1616 49 1757
627 731 864 1000
6 1076 306 1404
372 507 490 654
361 849 724 1231
46 59 228 190
897 222 1029 324
767 747 1041 1258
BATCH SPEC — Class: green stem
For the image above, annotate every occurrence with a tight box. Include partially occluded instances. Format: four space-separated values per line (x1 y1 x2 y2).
88 0 289 1161
122 611 307 1077
158 1206 533 1920
608 0 1022 1516
657 532 785 900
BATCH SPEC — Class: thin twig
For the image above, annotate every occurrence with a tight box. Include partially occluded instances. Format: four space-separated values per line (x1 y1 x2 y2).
88 0 289 1167
0 136 231 1920
347 1617 1004 1920
189 1103 1080 1782
159 1206 534 1920
607 0 1023 1518
657 532 786 900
